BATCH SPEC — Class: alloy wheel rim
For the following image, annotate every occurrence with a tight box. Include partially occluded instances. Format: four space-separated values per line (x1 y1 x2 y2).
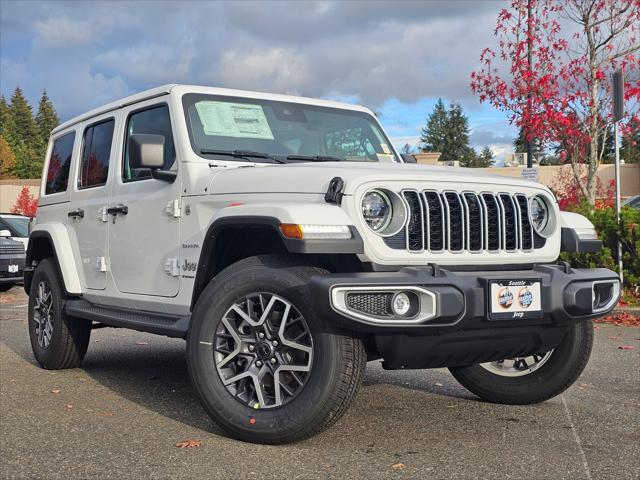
213 292 313 409
479 350 554 377
33 280 54 349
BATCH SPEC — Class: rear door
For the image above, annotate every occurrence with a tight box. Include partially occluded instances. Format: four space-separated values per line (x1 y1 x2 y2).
107 100 181 297
67 114 118 290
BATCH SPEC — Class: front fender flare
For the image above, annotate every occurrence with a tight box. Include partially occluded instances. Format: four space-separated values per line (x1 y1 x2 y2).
27 224 83 295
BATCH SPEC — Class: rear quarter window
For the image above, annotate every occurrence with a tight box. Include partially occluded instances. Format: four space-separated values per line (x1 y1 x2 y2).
45 132 75 195
79 119 114 189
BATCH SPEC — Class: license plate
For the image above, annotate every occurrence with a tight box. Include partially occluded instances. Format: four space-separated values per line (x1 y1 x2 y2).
8 264 18 273
489 279 543 320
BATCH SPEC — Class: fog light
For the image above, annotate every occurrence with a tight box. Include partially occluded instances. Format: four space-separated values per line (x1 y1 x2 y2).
392 292 411 316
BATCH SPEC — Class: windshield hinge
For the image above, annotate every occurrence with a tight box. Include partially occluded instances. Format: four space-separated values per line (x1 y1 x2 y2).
325 177 345 205
165 199 181 218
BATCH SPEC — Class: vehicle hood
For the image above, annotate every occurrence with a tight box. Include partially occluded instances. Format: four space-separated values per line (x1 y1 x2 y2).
207 161 551 196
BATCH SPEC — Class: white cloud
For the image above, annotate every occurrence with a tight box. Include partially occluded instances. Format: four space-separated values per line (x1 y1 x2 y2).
33 17 96 49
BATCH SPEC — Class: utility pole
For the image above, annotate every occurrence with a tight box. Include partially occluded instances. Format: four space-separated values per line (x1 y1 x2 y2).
612 70 624 284
526 0 534 168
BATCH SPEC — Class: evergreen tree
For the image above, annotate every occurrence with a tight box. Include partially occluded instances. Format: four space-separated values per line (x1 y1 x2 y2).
0 95 11 139
35 90 59 147
8 87 39 147
8 87 42 178
445 102 471 162
419 99 473 162
476 146 495 167
420 98 448 153
459 146 477 168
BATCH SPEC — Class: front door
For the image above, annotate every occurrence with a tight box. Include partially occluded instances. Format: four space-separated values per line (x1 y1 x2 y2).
108 100 181 297
67 114 118 290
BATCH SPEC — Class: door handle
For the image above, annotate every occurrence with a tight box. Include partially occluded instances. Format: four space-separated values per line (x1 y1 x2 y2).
67 208 84 219
107 204 128 216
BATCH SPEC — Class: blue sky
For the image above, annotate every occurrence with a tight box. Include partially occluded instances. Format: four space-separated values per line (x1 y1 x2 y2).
0 0 516 162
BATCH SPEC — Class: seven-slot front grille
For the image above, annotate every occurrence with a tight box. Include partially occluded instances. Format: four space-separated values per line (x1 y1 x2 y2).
388 190 538 254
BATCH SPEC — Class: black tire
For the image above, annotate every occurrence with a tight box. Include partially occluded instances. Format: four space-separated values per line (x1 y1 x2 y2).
28 258 91 369
0 283 14 292
187 255 366 444
449 321 593 404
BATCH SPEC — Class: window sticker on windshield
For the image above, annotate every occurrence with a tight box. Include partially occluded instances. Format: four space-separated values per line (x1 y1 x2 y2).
194 101 274 139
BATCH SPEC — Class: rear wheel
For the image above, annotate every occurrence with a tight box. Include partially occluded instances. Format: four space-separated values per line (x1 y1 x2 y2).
28 259 91 369
449 321 593 404
187 255 366 444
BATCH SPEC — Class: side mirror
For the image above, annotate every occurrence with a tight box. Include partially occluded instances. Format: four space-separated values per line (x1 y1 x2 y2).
128 134 165 169
401 154 417 164
128 134 176 182
0 230 11 238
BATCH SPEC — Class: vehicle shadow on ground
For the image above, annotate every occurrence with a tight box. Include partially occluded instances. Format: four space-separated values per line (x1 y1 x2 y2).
4 325 476 437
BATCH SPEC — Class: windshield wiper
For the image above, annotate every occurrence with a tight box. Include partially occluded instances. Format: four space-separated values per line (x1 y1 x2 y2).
200 149 285 163
285 154 345 162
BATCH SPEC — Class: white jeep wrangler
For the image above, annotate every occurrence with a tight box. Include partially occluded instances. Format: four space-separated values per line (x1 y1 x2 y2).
26 84 620 444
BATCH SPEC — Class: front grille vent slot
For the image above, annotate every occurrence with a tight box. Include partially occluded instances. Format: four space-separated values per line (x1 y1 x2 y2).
385 190 543 254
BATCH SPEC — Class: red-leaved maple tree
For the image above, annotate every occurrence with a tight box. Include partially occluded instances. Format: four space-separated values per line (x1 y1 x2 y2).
10 186 38 217
471 0 640 203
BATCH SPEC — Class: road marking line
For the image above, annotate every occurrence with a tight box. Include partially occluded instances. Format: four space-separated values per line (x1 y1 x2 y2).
562 395 592 480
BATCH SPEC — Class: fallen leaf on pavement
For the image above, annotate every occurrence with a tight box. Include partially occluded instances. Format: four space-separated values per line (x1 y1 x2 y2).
51 389 60 394
578 383 589 389
618 345 635 350
176 440 201 448
65 404 73 410
434 382 443 387
391 463 406 470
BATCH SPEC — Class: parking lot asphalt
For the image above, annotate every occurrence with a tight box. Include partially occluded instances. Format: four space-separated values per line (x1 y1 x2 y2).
1 285 639 480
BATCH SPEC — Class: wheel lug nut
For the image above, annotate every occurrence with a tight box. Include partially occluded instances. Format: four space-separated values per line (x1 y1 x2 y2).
272 340 278 347
248 345 255 352
256 360 262 367
258 332 265 339
270 358 277 364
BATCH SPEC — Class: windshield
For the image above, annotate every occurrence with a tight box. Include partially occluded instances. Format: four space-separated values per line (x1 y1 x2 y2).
1 217 29 237
182 93 399 163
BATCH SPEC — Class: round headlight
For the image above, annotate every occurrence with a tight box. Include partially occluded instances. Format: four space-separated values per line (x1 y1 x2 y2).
362 189 392 232
529 195 549 234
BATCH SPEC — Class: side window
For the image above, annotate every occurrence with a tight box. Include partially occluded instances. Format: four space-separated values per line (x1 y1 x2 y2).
124 105 175 181
45 132 75 195
79 119 114 189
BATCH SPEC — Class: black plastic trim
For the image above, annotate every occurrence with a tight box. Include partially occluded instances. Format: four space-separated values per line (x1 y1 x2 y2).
65 299 189 338
191 215 364 310
310 264 620 334
561 227 602 253
24 231 65 295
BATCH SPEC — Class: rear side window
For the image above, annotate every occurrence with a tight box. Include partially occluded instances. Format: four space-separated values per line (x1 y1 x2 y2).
123 105 175 181
45 132 75 195
79 119 114 189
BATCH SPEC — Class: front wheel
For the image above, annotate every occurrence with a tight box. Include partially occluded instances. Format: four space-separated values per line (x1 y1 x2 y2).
187 256 366 444
28 259 91 369
449 321 593 405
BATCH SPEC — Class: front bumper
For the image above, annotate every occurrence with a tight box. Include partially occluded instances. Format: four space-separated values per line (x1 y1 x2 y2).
310 264 620 369
0 256 25 283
